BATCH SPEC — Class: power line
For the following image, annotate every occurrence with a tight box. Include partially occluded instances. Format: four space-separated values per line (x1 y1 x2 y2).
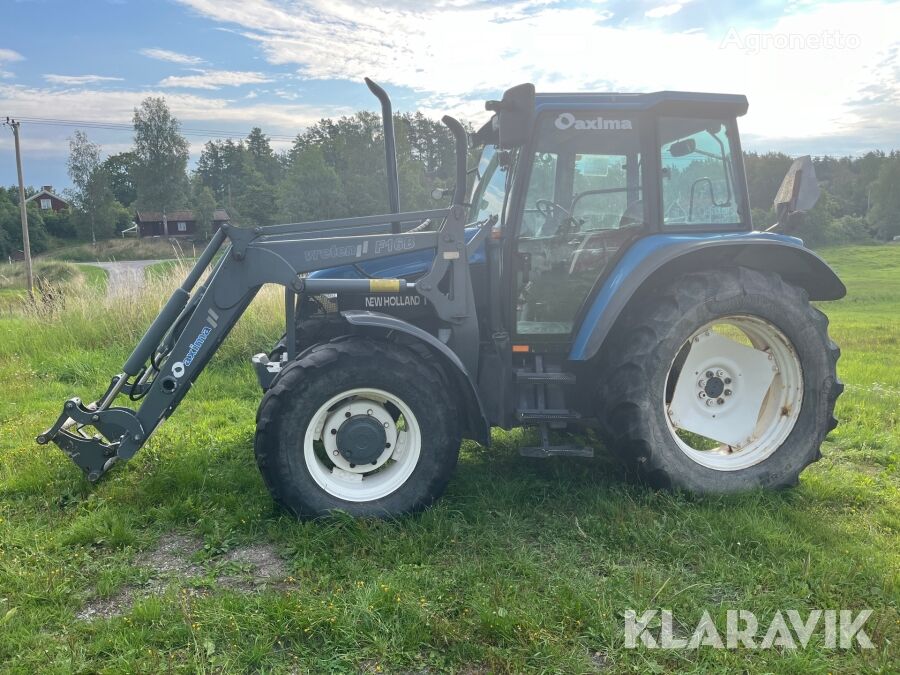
2 115 301 142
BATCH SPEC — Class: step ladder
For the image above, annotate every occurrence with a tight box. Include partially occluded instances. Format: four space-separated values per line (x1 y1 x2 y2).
515 355 593 458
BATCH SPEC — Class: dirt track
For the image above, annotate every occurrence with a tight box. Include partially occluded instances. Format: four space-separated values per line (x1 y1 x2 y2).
85 260 165 297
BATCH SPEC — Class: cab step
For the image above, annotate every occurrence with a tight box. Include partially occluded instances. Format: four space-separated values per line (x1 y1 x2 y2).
519 422 594 458
515 370 576 385
516 408 581 423
520 445 594 458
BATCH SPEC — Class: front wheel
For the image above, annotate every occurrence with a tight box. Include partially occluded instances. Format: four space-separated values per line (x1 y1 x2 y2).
596 267 842 492
254 338 461 518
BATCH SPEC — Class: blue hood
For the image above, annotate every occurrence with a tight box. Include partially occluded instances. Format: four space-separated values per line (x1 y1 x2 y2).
308 226 485 281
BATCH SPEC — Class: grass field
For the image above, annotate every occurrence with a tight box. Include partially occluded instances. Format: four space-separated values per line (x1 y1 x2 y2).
45 237 197 263
0 246 896 672
0 261 107 313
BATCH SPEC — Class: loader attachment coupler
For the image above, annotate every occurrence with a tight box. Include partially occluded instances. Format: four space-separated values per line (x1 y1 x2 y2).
37 392 145 481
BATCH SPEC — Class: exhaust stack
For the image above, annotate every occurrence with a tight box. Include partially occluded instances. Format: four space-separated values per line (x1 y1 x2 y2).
365 77 401 233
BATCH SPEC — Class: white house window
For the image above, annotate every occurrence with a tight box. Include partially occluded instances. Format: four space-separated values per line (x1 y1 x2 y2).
40 198 51 210
177 222 187 232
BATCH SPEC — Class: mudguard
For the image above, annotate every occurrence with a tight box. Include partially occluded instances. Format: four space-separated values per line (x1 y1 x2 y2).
569 231 846 362
342 310 491 445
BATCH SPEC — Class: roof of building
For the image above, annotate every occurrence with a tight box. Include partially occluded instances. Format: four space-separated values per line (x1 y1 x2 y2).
135 209 230 222
24 188 69 205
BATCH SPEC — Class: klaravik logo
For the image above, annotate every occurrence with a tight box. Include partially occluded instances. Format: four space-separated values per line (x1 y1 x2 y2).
554 112 633 131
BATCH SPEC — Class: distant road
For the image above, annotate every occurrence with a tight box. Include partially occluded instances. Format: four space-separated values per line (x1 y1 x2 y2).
84 260 165 297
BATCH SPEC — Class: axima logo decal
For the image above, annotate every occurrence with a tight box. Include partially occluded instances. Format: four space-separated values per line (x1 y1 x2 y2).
555 112 633 131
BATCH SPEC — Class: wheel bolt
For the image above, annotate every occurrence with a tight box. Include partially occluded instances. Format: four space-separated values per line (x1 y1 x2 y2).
345 411 351 418
330 429 337 435
332 450 338 456
349 463 356 468
724 389 732 396
717 398 725 405
705 370 714 378
386 442 392 448
367 409 373 415
724 377 732 384
699 392 707 399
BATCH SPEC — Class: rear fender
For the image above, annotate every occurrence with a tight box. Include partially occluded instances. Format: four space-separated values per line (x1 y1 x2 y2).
569 232 846 362
342 310 491 445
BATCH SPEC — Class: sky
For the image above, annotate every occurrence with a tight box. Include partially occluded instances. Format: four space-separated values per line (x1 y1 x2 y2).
1 0 899 192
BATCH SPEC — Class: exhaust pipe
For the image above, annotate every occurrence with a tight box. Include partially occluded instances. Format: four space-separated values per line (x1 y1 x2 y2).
365 77 401 233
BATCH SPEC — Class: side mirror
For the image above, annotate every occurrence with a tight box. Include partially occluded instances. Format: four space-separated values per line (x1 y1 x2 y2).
669 138 696 157
486 83 535 150
773 155 819 227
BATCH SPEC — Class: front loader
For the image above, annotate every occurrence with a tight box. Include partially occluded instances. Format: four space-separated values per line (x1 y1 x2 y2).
39 80 845 517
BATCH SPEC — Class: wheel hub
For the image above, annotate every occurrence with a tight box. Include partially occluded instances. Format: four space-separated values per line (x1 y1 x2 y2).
336 415 387 465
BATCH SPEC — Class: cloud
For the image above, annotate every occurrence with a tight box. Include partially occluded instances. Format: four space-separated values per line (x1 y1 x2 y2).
172 0 900 152
0 83 350 139
645 4 684 19
139 48 205 65
44 74 124 85
0 47 24 78
158 69 273 90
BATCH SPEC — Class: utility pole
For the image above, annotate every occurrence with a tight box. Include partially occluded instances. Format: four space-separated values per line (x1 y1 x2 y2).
4 118 33 300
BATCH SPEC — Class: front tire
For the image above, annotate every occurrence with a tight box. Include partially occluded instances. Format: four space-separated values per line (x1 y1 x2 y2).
254 337 460 518
596 267 842 492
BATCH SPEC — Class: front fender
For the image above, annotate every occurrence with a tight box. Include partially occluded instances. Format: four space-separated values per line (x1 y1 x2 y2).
569 232 846 362
342 310 491 445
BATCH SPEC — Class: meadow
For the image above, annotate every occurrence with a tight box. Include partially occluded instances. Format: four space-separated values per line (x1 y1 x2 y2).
0 246 896 672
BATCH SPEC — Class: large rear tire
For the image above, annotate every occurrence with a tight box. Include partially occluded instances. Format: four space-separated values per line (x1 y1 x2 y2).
595 267 842 492
254 337 460 518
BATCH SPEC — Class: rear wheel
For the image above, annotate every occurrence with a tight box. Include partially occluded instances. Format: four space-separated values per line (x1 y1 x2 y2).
255 337 460 518
596 267 842 492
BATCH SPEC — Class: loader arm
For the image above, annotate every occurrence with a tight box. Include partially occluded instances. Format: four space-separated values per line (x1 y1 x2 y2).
38 202 486 481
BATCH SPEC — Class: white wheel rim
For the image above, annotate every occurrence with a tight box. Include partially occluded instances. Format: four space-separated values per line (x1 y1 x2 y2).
664 315 803 471
303 387 422 502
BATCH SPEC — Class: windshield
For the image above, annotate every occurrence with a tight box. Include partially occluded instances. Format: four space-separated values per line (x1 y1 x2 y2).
470 146 507 222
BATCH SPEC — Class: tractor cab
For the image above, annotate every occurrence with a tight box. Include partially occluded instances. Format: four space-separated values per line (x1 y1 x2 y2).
472 85 751 346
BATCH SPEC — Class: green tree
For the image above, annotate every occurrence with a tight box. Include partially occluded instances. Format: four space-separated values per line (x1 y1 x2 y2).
133 97 190 235
278 148 343 222
191 178 217 240
867 157 900 240
102 151 138 206
67 130 116 244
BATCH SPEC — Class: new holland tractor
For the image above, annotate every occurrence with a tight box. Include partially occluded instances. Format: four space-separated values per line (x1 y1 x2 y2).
39 80 845 518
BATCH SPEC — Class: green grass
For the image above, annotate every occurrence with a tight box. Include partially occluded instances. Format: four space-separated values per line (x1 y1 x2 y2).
45 237 198 262
0 246 897 672
0 261 107 312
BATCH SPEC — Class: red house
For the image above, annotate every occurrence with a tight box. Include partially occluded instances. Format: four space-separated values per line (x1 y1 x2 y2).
25 186 69 212
135 209 230 237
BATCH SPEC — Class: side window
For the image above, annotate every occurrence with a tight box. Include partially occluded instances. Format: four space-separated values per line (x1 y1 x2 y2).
660 118 741 226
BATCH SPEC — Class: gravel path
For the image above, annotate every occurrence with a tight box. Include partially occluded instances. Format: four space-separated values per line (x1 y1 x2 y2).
85 260 166 297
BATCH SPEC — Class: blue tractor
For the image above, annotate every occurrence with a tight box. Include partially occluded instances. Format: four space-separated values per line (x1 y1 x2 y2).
40 81 844 518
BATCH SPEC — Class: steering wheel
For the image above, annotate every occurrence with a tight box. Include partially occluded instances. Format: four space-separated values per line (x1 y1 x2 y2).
535 199 571 220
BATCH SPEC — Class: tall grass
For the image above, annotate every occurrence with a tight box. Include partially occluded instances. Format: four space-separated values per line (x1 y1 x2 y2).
0 259 284 370
46 237 195 262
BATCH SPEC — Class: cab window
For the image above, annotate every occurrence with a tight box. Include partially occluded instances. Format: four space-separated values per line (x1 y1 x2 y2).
470 145 508 223
659 118 741 226
516 112 644 336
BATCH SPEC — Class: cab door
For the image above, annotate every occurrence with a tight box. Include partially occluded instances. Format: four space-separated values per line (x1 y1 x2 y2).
511 111 647 340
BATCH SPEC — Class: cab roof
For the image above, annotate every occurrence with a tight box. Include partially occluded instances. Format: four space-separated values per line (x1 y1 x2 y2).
534 91 749 118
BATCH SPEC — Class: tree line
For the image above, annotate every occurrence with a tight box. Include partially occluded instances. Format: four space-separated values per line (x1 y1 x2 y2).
2 96 899 260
